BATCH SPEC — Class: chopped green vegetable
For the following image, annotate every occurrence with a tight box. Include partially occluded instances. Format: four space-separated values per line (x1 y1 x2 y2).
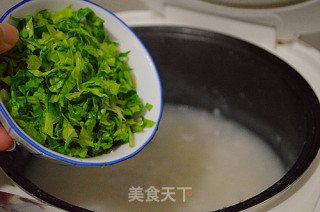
145 103 153 111
0 6 154 158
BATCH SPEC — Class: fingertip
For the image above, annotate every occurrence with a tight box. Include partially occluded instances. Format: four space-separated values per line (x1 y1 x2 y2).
0 23 19 54
0 126 14 151
6 141 16 151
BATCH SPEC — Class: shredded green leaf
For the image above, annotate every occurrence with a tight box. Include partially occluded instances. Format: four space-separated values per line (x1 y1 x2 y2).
0 6 155 158
145 103 153 111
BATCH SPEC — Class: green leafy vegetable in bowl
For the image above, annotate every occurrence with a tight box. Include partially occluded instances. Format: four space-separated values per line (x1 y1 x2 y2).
0 5 155 158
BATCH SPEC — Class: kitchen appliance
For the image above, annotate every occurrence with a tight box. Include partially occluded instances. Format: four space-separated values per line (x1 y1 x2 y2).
1 0 320 211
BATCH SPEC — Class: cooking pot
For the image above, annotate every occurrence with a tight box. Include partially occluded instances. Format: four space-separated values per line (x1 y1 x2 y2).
0 26 319 212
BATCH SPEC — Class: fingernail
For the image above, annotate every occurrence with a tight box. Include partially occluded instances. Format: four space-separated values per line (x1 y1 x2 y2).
6 141 16 152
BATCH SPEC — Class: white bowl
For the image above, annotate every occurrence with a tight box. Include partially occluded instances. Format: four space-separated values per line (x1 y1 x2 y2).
0 0 163 166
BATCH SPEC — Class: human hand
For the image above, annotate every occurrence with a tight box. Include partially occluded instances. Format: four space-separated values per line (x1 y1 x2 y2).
0 23 19 150
0 23 19 54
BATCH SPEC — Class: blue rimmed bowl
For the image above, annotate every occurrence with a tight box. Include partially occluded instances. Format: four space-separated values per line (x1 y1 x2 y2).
0 0 163 166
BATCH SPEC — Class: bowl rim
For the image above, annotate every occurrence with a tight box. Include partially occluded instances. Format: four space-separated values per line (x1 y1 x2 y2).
0 0 163 166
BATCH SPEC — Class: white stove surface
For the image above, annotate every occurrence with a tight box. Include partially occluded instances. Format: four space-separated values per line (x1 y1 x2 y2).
1 1 320 212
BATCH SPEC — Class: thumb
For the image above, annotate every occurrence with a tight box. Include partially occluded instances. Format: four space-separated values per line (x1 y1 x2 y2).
0 23 19 54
